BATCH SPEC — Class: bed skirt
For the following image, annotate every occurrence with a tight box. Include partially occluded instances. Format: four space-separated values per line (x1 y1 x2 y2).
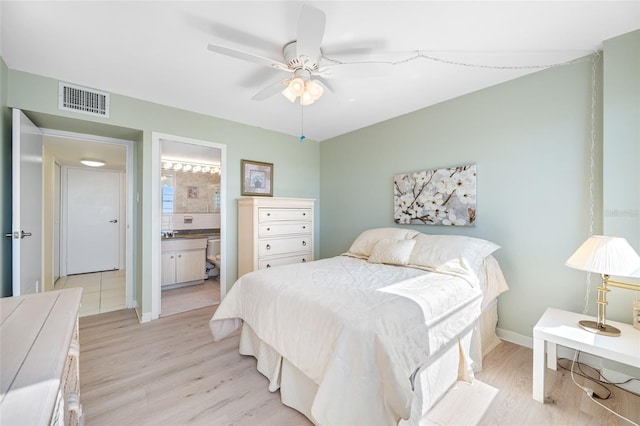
238 303 500 425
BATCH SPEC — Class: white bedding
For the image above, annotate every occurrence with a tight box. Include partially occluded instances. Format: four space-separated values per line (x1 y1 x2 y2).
210 255 485 425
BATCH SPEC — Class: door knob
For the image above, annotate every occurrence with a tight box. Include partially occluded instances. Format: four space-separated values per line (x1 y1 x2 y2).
109 219 118 223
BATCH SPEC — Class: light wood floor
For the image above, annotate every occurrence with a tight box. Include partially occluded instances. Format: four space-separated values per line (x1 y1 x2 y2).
160 278 220 317
79 307 640 425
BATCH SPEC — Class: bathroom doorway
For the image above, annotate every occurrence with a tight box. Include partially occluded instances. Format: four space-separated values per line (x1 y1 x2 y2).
151 133 226 319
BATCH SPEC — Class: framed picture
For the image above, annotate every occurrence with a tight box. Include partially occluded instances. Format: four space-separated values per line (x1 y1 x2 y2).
241 159 273 196
187 186 198 199
394 164 477 226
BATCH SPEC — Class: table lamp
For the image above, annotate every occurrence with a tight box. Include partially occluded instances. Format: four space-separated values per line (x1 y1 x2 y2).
565 235 640 336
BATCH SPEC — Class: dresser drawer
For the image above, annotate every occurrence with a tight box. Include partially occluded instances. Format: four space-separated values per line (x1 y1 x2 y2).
259 222 311 237
259 208 311 222
259 254 312 269
258 236 311 257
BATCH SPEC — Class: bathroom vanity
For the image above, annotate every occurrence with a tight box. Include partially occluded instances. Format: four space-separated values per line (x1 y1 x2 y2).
161 238 207 288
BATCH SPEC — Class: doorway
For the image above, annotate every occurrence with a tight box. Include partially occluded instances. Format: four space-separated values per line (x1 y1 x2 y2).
42 130 134 317
151 132 227 320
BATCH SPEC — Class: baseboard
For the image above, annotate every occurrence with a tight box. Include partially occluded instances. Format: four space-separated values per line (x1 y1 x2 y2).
496 327 532 348
496 327 640 394
135 306 151 323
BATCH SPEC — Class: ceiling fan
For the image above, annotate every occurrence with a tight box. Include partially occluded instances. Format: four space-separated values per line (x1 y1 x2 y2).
207 4 392 105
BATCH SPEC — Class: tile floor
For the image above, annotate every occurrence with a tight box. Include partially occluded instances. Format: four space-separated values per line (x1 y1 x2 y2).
55 270 126 317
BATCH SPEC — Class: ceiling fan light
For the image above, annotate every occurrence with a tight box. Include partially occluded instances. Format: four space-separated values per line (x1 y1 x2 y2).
288 77 305 96
282 85 298 102
300 91 315 106
305 80 324 101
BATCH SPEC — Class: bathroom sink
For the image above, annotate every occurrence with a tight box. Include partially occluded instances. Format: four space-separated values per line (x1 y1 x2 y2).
161 233 212 240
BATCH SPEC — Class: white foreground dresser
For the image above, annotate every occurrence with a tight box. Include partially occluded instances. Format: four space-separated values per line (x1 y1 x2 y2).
1 288 83 425
238 197 315 277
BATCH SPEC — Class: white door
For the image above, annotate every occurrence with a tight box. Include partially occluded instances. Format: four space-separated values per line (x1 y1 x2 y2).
66 168 120 274
10 109 43 296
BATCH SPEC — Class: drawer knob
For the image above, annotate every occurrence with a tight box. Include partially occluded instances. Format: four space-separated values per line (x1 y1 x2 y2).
266 264 271 268
303 212 306 216
170 255 174 259
267 212 271 216
302 226 306 230
267 227 271 231
266 244 271 250
302 241 307 246
302 259 306 263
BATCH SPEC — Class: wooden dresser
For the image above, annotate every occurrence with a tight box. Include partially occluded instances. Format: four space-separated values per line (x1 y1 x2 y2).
238 197 315 277
0 288 83 425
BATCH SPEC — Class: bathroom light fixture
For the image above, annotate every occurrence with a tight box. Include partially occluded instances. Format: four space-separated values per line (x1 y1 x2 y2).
81 159 105 167
566 235 640 336
161 159 221 175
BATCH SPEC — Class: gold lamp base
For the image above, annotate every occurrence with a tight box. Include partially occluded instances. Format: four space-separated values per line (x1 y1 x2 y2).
578 320 621 337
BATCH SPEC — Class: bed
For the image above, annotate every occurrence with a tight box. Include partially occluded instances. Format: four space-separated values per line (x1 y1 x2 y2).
210 228 509 425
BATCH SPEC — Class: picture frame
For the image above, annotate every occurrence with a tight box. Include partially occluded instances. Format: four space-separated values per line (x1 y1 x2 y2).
241 159 273 196
393 164 477 226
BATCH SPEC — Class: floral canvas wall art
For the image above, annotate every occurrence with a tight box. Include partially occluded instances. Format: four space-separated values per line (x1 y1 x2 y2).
394 164 477 226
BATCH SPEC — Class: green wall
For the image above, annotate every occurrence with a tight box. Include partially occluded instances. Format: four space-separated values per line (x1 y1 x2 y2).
320 56 604 339
0 57 11 297
2 69 320 317
602 31 640 324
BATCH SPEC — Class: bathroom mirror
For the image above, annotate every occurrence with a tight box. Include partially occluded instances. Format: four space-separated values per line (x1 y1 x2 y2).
160 169 220 213
160 139 222 214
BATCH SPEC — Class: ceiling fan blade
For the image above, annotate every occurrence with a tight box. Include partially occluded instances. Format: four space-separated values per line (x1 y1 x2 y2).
296 5 325 60
318 62 394 79
313 77 334 94
207 43 290 71
251 79 288 101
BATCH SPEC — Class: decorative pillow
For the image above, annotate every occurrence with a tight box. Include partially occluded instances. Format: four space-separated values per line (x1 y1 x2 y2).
408 233 500 272
367 239 416 266
347 227 420 258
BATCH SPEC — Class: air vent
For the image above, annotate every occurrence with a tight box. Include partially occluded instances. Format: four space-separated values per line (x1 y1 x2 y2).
58 82 110 118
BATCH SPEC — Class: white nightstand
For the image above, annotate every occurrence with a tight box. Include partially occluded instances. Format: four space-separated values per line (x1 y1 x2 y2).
532 307 640 403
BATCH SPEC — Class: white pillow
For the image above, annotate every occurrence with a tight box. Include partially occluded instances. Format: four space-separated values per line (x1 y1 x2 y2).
409 234 500 272
348 228 420 258
367 239 416 266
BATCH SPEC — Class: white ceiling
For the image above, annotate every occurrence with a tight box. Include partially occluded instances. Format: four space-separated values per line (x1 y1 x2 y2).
2 1 639 143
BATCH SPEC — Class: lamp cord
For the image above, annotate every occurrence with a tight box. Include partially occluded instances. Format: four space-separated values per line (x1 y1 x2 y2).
583 51 600 314
570 351 639 426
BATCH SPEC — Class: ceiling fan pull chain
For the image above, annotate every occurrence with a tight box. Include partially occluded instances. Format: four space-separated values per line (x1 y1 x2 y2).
299 103 306 142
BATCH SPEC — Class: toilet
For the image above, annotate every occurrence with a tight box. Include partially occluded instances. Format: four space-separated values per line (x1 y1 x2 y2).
206 237 221 277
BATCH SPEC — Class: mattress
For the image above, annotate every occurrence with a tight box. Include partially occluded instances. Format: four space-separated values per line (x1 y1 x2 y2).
210 255 486 425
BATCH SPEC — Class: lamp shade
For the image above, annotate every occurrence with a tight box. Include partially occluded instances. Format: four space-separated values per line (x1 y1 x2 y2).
565 235 640 277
